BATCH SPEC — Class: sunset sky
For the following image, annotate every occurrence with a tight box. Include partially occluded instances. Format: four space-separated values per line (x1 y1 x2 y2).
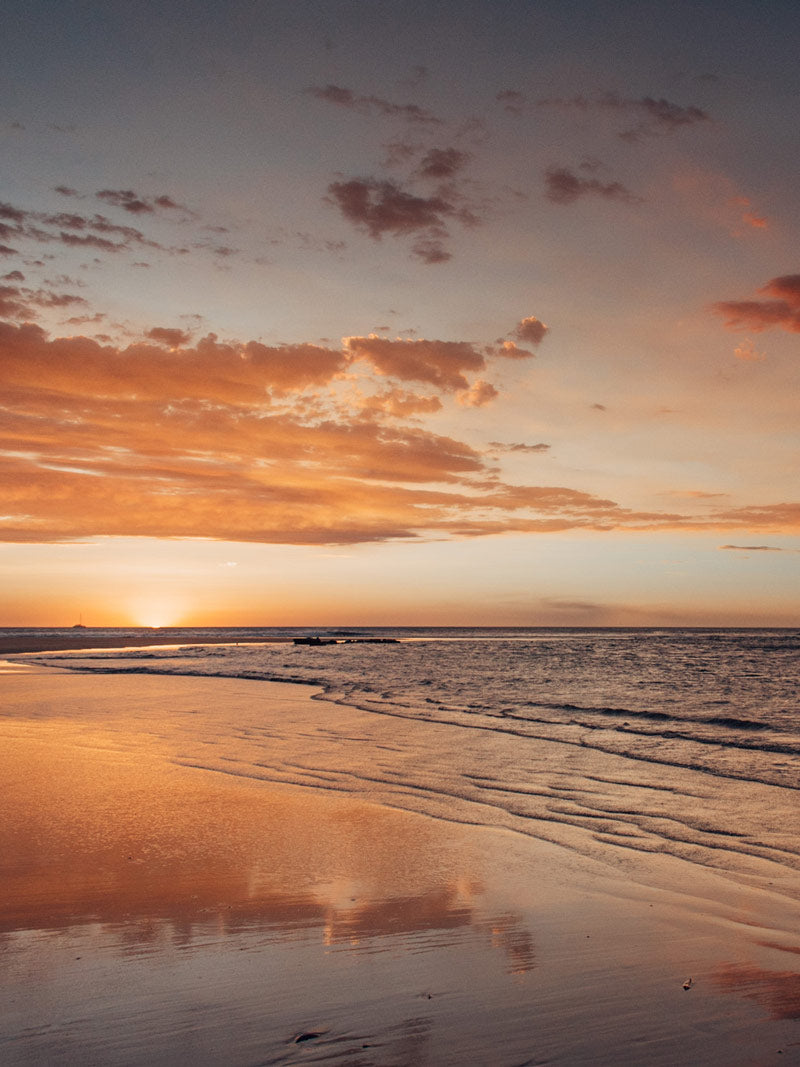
1 0 799 627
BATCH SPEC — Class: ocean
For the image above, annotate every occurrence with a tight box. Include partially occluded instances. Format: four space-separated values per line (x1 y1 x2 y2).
7 626 800 901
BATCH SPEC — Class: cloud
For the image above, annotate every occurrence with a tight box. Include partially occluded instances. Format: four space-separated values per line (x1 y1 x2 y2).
493 340 535 359
0 321 348 403
672 171 769 235
0 199 169 258
544 167 642 206
689 502 800 536
327 178 476 262
719 544 784 552
458 379 498 407
489 442 550 453
619 96 710 141
4 320 800 548
327 179 454 237
0 283 87 321
145 327 191 348
417 148 470 180
712 273 800 334
537 93 710 141
496 90 525 115
96 189 190 215
307 84 441 126
0 286 33 319
0 318 635 545
96 189 154 214
0 203 26 223
512 316 549 346
733 338 766 362
358 388 442 418
344 335 486 390
409 236 451 264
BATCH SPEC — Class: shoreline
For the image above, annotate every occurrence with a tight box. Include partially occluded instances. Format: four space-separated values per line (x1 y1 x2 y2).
2 624 797 657
0 632 290 655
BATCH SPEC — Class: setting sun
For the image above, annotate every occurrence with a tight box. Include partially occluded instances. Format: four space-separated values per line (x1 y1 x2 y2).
127 597 186 629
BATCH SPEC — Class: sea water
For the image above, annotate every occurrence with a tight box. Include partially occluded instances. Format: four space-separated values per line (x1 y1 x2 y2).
6 627 800 898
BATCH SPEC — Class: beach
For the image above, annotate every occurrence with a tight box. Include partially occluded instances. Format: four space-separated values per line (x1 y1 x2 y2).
2 650 800 1065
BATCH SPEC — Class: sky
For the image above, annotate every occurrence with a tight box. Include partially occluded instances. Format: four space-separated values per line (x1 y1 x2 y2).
1 0 799 627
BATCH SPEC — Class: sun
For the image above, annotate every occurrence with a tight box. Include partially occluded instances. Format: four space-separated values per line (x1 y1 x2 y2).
127 596 186 628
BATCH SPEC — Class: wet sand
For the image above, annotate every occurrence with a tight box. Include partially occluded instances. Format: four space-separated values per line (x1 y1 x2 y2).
2 666 800 1064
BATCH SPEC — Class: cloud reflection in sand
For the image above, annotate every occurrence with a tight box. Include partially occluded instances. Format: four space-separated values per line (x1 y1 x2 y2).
0 716 534 977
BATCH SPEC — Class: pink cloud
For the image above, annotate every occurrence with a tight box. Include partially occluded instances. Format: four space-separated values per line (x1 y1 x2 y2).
712 273 800 334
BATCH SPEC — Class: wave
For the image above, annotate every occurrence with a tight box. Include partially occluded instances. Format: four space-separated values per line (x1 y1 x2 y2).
13 644 800 794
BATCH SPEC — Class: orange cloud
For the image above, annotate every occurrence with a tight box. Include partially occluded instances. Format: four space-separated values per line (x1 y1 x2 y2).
344 335 486 390
712 273 800 334
0 322 349 405
512 315 549 347
3 320 800 547
458 379 498 407
733 338 765 362
359 388 443 418
673 171 769 235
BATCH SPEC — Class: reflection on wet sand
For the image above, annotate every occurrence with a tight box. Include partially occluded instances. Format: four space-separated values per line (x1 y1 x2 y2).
0 716 533 976
713 961 800 1021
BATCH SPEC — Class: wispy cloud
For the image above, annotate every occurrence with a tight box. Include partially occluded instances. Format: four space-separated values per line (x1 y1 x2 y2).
307 84 442 126
544 167 642 206
495 89 525 115
96 189 192 216
489 442 550 454
537 93 710 141
719 544 786 552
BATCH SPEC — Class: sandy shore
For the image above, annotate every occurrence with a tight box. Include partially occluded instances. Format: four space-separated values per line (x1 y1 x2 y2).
2 667 799 1065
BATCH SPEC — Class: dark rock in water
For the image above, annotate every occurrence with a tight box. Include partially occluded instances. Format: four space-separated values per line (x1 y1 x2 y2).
343 637 399 644
293 636 399 646
294 1031 324 1043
